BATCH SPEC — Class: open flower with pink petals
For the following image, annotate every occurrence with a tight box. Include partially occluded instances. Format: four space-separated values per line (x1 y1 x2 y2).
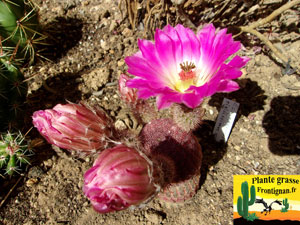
125 24 249 109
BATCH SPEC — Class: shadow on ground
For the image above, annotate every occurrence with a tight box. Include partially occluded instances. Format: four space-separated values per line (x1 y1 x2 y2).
43 17 83 61
208 78 267 120
262 96 300 155
198 78 267 186
194 120 228 187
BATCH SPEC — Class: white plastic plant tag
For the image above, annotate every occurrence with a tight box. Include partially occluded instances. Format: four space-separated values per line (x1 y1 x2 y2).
213 98 240 142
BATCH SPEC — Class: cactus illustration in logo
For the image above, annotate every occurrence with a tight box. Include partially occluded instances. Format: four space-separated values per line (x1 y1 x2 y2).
237 181 258 221
281 198 289 213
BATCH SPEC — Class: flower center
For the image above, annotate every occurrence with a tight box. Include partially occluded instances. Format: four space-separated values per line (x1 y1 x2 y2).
179 62 196 81
174 62 196 93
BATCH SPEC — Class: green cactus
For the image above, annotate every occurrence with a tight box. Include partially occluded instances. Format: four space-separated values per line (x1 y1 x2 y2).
0 54 27 129
281 198 289 213
0 0 47 64
246 212 259 221
237 181 256 219
0 131 32 176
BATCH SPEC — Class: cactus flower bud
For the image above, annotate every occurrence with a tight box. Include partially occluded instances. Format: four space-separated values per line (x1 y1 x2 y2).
83 145 158 213
32 103 113 155
118 74 137 104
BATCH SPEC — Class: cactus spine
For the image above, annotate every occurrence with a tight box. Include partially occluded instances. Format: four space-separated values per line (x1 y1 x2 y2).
0 55 27 129
0 0 46 64
237 181 256 219
0 131 32 176
281 198 289 213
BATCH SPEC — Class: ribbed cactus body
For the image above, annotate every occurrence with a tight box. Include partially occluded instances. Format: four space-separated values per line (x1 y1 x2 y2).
0 0 45 64
0 131 31 176
237 181 256 219
139 118 203 202
0 57 27 129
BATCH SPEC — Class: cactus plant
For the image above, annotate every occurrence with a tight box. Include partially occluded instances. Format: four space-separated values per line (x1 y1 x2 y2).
0 0 47 64
237 181 256 219
0 130 32 176
0 55 27 130
172 104 205 131
281 198 289 213
139 118 203 202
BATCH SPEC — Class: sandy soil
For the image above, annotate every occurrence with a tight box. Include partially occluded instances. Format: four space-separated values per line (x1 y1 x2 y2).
0 0 300 225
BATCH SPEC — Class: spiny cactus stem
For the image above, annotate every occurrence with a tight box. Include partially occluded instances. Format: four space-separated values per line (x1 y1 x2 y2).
0 131 32 177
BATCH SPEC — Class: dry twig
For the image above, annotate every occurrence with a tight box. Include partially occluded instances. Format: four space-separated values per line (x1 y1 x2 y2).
0 176 23 208
237 0 300 74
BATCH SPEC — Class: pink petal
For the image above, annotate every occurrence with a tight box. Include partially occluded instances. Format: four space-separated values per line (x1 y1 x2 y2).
181 92 204 109
155 30 178 82
228 55 250 68
162 25 183 64
156 91 182 110
125 54 159 81
138 39 166 74
175 24 200 63
216 80 240 92
126 78 162 92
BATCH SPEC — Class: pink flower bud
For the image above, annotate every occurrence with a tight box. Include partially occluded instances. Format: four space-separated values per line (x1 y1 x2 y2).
32 103 112 155
118 74 137 104
83 145 158 213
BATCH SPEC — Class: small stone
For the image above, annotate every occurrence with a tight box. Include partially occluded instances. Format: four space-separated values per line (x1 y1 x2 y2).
51 6 64 14
28 166 44 178
122 28 133 37
81 0 89 6
43 159 53 168
234 145 241 151
114 120 127 131
100 40 109 50
109 20 118 32
117 60 125 67
26 178 39 187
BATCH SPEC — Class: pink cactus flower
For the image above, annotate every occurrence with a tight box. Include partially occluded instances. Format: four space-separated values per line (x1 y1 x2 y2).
118 73 138 104
83 145 158 213
125 24 250 109
32 103 112 154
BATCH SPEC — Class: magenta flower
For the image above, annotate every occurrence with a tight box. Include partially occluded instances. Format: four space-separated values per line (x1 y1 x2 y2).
125 24 249 109
83 145 158 213
32 103 112 154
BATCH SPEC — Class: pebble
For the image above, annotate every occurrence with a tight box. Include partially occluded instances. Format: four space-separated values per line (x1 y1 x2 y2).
234 145 241 151
122 28 133 37
26 178 39 187
114 119 127 130
117 60 125 67
109 20 118 32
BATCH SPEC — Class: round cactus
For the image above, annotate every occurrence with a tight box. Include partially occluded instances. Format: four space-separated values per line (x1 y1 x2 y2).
0 131 32 176
0 0 46 64
139 118 203 202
